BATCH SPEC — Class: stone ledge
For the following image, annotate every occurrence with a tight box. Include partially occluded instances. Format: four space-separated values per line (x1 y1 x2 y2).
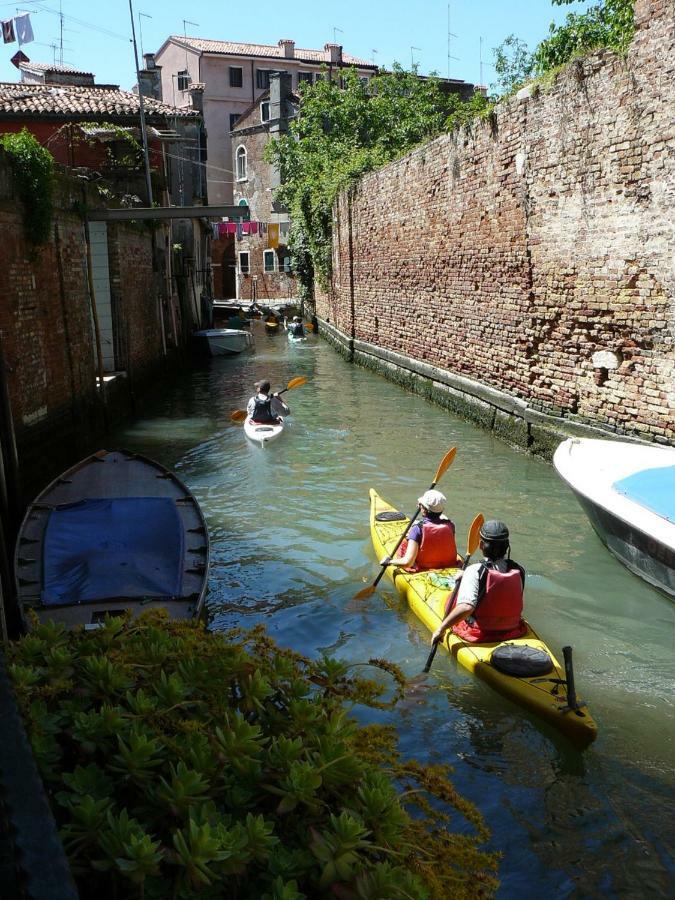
318 319 661 459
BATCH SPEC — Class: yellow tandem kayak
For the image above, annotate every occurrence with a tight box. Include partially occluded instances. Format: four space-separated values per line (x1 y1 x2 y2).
369 489 598 748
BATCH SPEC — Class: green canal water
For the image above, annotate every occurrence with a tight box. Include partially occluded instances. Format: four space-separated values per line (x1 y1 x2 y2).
113 322 674 898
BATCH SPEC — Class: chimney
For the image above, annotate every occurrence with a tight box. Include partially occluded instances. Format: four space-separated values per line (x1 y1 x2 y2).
269 71 293 134
324 43 342 64
278 39 295 59
189 83 204 113
138 56 163 100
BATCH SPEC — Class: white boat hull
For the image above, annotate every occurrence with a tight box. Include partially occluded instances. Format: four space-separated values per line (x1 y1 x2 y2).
244 416 284 446
194 328 254 356
553 438 675 599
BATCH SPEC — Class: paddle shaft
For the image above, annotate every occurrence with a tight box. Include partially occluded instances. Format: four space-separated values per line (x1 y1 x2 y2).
422 546 477 673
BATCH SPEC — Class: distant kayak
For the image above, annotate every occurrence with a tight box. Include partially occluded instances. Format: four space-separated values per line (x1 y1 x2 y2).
244 416 284 446
368 488 598 748
288 332 307 342
265 320 281 333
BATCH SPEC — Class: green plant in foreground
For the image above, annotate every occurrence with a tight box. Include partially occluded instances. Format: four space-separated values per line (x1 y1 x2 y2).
0 128 55 246
9 612 499 898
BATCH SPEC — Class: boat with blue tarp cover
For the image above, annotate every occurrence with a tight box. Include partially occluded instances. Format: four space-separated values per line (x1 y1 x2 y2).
14 450 209 628
554 438 675 600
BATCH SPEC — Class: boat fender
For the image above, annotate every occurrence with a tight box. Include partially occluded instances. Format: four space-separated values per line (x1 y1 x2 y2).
490 644 553 678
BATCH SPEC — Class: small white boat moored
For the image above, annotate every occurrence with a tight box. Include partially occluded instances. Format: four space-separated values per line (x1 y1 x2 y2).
553 438 675 599
244 416 285 446
194 328 254 356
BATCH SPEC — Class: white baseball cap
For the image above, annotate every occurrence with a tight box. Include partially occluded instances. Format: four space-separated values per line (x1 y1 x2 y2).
417 489 446 513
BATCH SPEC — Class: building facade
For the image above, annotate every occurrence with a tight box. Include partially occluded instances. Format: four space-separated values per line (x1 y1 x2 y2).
153 37 378 205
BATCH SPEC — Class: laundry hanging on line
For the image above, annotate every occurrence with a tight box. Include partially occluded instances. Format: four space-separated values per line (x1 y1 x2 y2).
14 13 34 46
1 19 15 43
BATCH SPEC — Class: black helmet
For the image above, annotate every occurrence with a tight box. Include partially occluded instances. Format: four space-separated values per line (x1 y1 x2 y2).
480 520 509 541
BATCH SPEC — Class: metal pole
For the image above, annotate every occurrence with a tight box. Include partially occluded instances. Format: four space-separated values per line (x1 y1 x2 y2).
128 0 154 206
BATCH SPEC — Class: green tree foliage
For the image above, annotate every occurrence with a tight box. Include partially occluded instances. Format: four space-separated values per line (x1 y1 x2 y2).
265 67 490 295
9 612 499 899
0 128 55 246
493 0 635 94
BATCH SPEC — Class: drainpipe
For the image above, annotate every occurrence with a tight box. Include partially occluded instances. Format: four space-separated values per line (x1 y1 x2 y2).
82 209 109 429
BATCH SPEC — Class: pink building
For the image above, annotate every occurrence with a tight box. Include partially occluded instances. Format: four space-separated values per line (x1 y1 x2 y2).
153 37 377 205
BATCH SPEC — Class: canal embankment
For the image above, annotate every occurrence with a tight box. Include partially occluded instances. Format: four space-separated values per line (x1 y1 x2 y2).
316 0 674 449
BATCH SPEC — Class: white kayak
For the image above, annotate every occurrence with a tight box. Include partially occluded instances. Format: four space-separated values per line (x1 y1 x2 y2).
244 416 285 446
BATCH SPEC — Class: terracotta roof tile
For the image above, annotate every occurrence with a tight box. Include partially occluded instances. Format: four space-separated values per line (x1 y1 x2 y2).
0 82 199 120
173 36 376 68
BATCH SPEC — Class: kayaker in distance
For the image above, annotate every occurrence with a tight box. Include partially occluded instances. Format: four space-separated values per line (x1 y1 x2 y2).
287 316 305 338
431 519 527 645
247 380 290 424
380 490 458 572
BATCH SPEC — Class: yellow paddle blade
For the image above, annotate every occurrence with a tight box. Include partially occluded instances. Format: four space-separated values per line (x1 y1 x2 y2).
466 513 484 557
305 322 314 331
230 409 247 423
286 376 308 391
433 446 457 485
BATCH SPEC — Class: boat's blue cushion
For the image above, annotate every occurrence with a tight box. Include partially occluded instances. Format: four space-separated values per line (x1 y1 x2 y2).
613 466 675 524
42 498 185 606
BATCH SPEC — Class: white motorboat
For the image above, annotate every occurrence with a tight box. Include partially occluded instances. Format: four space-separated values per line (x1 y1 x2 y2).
553 438 675 599
194 328 254 356
244 416 285 446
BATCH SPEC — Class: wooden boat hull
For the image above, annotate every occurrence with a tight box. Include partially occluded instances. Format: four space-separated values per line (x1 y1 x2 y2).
554 438 675 599
368 489 597 748
14 451 209 629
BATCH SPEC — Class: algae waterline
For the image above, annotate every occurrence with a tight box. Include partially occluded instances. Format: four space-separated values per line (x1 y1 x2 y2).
112 321 674 897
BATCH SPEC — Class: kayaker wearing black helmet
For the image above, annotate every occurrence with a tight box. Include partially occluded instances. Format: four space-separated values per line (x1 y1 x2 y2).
431 519 527 645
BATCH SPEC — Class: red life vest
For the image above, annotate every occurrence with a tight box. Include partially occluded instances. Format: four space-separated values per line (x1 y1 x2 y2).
453 565 526 643
411 519 458 571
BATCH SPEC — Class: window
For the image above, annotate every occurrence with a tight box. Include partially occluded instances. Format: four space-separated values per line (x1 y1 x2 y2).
256 69 271 89
263 250 276 273
238 251 250 274
177 69 190 91
229 113 240 131
238 198 249 207
298 71 313 85
283 255 292 273
260 101 270 123
229 66 243 88
235 145 247 180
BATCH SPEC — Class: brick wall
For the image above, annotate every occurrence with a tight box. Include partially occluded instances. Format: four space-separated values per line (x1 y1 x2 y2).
0 154 174 497
320 0 674 444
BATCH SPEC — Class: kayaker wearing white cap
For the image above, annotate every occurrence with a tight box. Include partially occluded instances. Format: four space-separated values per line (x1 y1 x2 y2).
380 489 458 572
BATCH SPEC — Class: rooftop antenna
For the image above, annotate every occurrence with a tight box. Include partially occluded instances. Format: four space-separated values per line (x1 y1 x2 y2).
138 11 152 59
182 19 198 71
410 46 421 71
58 0 63 64
371 48 378 67
332 26 343 44
447 3 458 78
479 36 484 86
127 0 153 206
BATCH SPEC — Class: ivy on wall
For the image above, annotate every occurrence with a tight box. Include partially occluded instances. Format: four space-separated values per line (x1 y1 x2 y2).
0 128 55 246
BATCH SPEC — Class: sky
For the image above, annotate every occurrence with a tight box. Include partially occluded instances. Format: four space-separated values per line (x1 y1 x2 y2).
0 0 588 91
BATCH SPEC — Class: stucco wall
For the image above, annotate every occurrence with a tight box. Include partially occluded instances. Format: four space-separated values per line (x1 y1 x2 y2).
319 0 674 446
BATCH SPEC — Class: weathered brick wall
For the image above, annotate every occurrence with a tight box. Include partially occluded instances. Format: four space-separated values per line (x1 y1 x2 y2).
320 0 674 443
0 155 173 495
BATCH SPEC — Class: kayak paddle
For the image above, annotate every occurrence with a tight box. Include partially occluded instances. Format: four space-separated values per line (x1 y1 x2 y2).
422 512 484 673
230 376 308 423
353 446 457 600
